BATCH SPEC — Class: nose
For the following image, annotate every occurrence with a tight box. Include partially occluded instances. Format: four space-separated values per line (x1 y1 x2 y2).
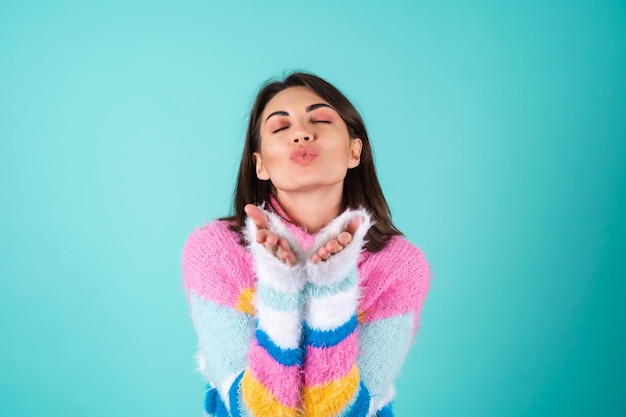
293 123 313 143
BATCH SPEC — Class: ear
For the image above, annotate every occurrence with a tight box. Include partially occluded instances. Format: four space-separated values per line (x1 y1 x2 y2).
253 152 270 180
348 138 363 169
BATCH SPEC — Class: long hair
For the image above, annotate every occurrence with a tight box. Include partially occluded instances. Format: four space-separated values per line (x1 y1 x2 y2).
223 71 402 252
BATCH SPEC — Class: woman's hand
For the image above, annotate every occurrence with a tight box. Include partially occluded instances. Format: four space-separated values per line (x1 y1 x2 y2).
245 204 363 266
245 204 297 266
311 217 362 264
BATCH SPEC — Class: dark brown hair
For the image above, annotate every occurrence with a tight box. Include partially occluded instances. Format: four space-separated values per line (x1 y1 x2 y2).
224 71 402 252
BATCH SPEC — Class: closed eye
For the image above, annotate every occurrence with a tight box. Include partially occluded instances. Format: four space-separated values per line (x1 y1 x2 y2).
312 120 331 124
272 126 289 133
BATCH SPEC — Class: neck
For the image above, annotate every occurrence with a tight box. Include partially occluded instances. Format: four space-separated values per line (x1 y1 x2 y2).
275 184 344 233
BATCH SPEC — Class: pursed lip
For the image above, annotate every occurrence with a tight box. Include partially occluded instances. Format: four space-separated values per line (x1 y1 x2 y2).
289 146 319 160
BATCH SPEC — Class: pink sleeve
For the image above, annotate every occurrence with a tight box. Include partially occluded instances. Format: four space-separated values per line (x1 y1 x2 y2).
358 237 432 335
182 218 307 417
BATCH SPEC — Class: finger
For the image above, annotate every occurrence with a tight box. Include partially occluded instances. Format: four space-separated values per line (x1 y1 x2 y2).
276 238 293 260
261 232 278 252
345 217 362 235
256 229 278 246
274 246 297 267
311 253 321 264
284 251 297 266
337 231 353 247
256 229 272 244
326 239 344 255
276 237 292 253
264 240 278 253
318 246 331 261
244 204 268 229
265 233 279 247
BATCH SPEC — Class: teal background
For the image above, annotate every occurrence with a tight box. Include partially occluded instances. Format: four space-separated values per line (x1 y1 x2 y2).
1 0 624 416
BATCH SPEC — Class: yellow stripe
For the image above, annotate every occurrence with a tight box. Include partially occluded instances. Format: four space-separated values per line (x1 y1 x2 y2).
357 309 366 323
241 370 299 417
236 287 255 315
303 365 359 417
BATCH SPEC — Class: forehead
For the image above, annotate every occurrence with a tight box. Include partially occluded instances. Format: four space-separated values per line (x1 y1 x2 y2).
262 86 330 117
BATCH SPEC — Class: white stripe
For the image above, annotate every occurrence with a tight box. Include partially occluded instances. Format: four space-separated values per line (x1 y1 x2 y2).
220 372 239 411
305 209 372 286
253 259 306 293
243 210 308 293
305 286 359 330
367 385 395 417
256 300 302 349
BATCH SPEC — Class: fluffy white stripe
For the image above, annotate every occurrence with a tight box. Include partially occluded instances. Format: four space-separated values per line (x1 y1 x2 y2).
367 385 396 417
255 262 306 293
305 286 359 330
244 209 307 293
306 208 373 286
256 300 303 349
220 372 239 411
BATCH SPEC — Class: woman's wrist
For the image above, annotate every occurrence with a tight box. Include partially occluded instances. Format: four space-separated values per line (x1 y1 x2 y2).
306 208 372 286
244 208 307 292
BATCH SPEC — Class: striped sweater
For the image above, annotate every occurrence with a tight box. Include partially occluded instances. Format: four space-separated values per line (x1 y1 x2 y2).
182 205 431 416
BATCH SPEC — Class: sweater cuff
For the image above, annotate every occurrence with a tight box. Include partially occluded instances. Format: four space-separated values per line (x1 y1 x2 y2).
244 207 307 354
305 208 372 286
244 208 307 293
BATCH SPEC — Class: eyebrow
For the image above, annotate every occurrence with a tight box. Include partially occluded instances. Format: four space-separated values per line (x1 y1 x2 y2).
265 103 333 123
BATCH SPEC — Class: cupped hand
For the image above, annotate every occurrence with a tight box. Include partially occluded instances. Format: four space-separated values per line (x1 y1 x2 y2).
311 216 362 264
244 204 297 266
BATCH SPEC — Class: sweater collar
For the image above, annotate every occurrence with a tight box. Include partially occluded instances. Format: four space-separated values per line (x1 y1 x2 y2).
265 195 316 252
264 195 370 262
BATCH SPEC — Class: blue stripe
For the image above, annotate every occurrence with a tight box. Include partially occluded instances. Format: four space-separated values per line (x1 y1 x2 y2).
229 371 245 417
203 384 229 417
304 314 358 348
306 270 357 298
376 403 393 417
204 384 218 415
255 329 304 366
343 382 370 417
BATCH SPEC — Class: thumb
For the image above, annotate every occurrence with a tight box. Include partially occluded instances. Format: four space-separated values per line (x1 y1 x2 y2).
244 204 268 229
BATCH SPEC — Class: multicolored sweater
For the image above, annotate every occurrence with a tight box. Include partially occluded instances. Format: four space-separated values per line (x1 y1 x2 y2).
182 204 431 417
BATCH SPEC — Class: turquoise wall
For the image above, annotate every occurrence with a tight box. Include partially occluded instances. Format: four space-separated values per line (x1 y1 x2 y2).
1 1 624 416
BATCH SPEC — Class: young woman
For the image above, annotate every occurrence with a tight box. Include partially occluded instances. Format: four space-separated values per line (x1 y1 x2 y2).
182 72 431 417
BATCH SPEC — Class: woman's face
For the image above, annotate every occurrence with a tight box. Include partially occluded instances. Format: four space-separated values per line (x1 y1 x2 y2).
254 86 362 195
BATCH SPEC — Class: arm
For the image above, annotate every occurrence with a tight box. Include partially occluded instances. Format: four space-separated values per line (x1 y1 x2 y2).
301 211 431 417
237 210 307 417
182 215 307 417
301 209 372 417
356 241 431 416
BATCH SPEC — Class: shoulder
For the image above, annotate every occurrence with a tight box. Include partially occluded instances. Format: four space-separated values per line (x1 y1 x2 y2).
181 220 254 306
380 235 430 278
358 236 432 322
361 235 430 282
182 220 245 273
182 219 242 258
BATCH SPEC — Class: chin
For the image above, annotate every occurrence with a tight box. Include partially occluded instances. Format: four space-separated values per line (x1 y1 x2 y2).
273 179 345 193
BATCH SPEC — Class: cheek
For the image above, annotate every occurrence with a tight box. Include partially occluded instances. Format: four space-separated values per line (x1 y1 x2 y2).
326 135 353 156
259 142 290 172
261 141 283 158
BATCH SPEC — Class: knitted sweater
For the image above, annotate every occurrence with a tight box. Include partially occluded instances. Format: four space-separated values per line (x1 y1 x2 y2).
182 204 431 417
